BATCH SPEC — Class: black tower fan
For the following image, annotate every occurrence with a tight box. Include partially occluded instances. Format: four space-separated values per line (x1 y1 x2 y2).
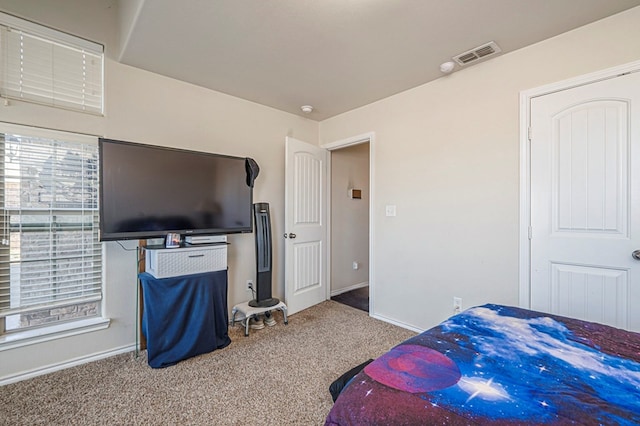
250 202 279 307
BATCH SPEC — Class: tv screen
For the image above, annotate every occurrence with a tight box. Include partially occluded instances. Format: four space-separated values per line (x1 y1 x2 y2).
98 138 253 241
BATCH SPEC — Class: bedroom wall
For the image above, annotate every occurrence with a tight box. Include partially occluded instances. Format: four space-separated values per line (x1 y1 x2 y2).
330 143 369 295
2 0 639 382
0 0 318 382
319 6 640 330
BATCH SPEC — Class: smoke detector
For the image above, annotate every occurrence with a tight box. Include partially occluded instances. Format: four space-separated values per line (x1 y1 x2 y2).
439 61 455 74
301 105 313 113
452 41 502 66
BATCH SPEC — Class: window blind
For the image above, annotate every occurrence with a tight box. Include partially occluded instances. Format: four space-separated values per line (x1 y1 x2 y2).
0 125 102 318
0 12 104 114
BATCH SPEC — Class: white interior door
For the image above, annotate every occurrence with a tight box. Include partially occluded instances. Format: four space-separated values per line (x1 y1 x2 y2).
284 137 328 315
530 71 640 331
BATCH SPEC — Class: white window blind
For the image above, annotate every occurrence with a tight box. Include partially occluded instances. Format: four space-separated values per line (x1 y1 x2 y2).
0 12 104 114
0 124 102 322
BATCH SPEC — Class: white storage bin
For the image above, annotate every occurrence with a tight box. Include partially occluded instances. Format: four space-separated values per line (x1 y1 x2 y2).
145 244 227 278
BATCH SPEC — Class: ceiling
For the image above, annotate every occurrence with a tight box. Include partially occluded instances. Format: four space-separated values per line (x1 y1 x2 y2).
119 0 640 120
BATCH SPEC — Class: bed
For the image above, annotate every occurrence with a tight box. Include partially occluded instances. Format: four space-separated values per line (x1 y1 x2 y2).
325 304 640 425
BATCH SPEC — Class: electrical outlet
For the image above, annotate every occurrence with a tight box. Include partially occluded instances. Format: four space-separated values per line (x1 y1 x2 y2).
453 297 462 314
246 280 254 290
353 261 359 270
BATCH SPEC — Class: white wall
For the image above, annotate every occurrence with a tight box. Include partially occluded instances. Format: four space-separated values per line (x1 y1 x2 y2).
330 143 369 294
0 0 318 381
319 6 640 330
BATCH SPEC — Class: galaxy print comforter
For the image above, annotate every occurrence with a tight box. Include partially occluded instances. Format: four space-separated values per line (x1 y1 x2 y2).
325 304 640 425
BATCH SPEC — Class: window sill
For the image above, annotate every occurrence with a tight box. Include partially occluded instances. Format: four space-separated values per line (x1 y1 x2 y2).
0 317 110 351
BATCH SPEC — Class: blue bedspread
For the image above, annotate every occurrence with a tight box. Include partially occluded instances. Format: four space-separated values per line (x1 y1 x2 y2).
326 304 640 425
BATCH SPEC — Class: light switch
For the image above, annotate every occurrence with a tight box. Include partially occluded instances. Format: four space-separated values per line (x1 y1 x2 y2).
385 205 396 217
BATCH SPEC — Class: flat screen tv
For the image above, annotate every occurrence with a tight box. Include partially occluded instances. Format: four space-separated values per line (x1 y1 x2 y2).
98 138 253 241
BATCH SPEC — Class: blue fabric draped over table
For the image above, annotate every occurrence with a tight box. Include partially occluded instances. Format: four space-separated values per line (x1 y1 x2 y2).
139 270 231 368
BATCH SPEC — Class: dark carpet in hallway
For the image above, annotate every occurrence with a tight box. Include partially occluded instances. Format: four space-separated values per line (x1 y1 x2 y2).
331 286 369 312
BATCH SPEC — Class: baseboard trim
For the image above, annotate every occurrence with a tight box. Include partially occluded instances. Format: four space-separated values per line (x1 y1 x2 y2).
0 344 137 386
370 312 423 334
330 281 368 297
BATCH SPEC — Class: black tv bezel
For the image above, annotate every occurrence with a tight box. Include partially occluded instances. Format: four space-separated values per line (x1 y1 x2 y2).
98 138 253 241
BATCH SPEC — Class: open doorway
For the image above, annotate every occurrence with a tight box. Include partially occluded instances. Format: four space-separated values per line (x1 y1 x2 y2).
329 142 370 312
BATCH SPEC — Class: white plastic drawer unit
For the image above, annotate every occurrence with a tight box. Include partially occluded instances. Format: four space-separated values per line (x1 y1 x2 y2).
145 244 228 278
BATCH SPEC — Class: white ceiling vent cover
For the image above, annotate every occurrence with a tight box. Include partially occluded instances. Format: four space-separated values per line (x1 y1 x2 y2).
452 41 502 66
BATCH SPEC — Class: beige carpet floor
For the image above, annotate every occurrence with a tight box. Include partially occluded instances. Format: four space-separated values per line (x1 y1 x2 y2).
0 301 416 425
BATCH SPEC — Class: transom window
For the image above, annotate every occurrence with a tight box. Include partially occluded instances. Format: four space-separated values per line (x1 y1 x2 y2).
0 11 104 114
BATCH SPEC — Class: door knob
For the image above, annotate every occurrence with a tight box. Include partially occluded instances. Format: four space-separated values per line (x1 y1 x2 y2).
633 250 640 260
284 233 296 239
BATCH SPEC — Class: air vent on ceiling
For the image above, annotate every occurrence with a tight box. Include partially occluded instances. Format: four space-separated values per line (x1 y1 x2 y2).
452 41 502 66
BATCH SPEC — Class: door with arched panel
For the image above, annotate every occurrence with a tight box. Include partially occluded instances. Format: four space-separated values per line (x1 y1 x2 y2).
530 72 640 331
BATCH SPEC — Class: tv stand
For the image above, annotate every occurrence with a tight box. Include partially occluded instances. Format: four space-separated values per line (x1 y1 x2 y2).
231 300 288 337
139 243 230 367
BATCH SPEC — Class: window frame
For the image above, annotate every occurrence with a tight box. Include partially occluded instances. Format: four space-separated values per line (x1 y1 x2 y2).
0 123 105 344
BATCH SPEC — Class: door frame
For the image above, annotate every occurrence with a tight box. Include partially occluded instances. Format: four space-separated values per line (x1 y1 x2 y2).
519 59 640 309
322 132 375 314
